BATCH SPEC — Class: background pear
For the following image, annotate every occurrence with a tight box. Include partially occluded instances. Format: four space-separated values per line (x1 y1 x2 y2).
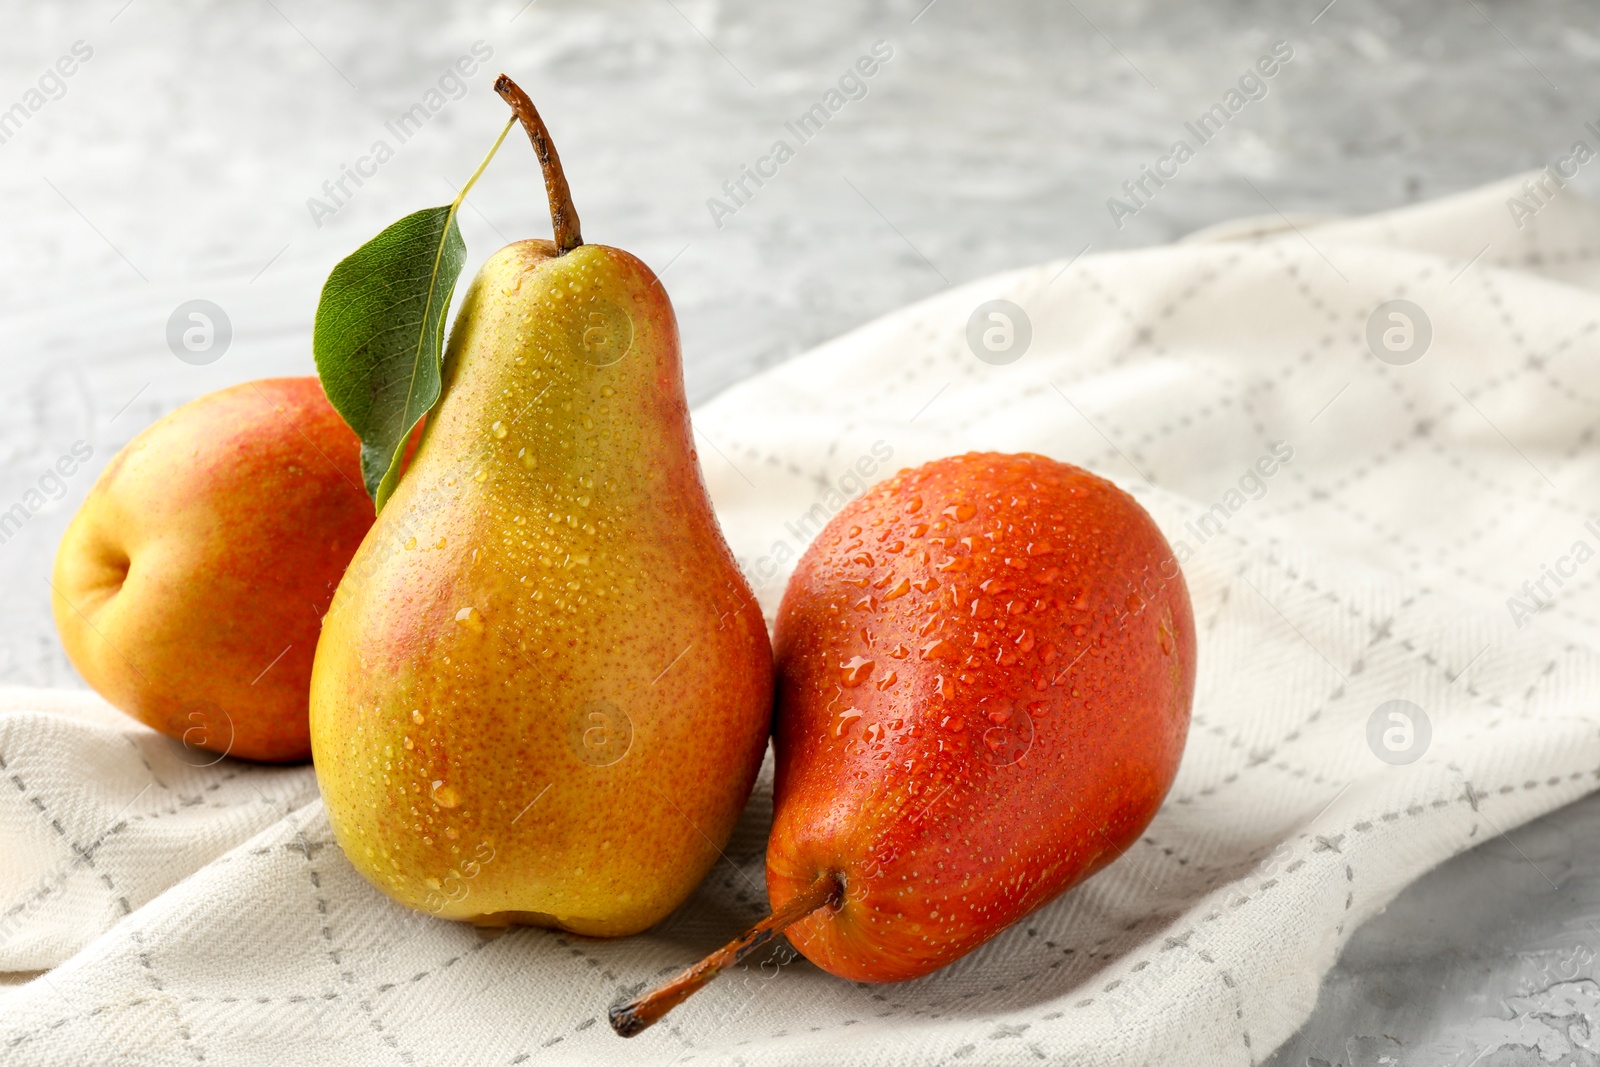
53 377 372 762
309 85 772 936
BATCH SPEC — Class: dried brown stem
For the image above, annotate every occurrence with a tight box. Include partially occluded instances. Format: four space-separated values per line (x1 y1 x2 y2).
608 873 843 1038
494 73 582 253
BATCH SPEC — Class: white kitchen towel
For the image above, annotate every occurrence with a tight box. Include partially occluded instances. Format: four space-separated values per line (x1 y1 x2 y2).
5 173 1600 1066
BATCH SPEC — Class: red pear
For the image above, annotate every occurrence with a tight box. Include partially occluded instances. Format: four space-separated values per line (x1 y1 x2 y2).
612 452 1194 1033
768 451 1194 980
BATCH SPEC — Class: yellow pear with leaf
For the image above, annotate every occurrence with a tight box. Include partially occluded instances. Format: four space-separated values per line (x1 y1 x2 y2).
309 77 772 936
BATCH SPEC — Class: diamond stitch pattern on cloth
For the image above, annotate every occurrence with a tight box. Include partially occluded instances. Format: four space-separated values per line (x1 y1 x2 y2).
5 176 1600 1065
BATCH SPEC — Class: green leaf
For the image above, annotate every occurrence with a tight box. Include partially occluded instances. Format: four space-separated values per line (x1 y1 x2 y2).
313 205 467 511
312 116 515 512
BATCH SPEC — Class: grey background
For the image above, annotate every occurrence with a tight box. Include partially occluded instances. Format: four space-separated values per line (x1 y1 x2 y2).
1 0 1596 1061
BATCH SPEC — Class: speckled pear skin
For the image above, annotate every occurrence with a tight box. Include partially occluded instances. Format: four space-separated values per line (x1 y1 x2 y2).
768 453 1194 982
309 239 773 936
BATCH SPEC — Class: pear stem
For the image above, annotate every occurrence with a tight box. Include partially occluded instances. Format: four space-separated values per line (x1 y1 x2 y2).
608 873 843 1038
494 73 583 253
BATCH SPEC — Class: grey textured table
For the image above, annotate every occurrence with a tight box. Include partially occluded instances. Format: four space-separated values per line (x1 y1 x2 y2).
1 1 1596 1061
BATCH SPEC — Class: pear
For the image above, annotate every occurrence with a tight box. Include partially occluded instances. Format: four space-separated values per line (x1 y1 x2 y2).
53 377 372 763
612 452 1194 1033
763 453 1193 980
309 79 773 937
